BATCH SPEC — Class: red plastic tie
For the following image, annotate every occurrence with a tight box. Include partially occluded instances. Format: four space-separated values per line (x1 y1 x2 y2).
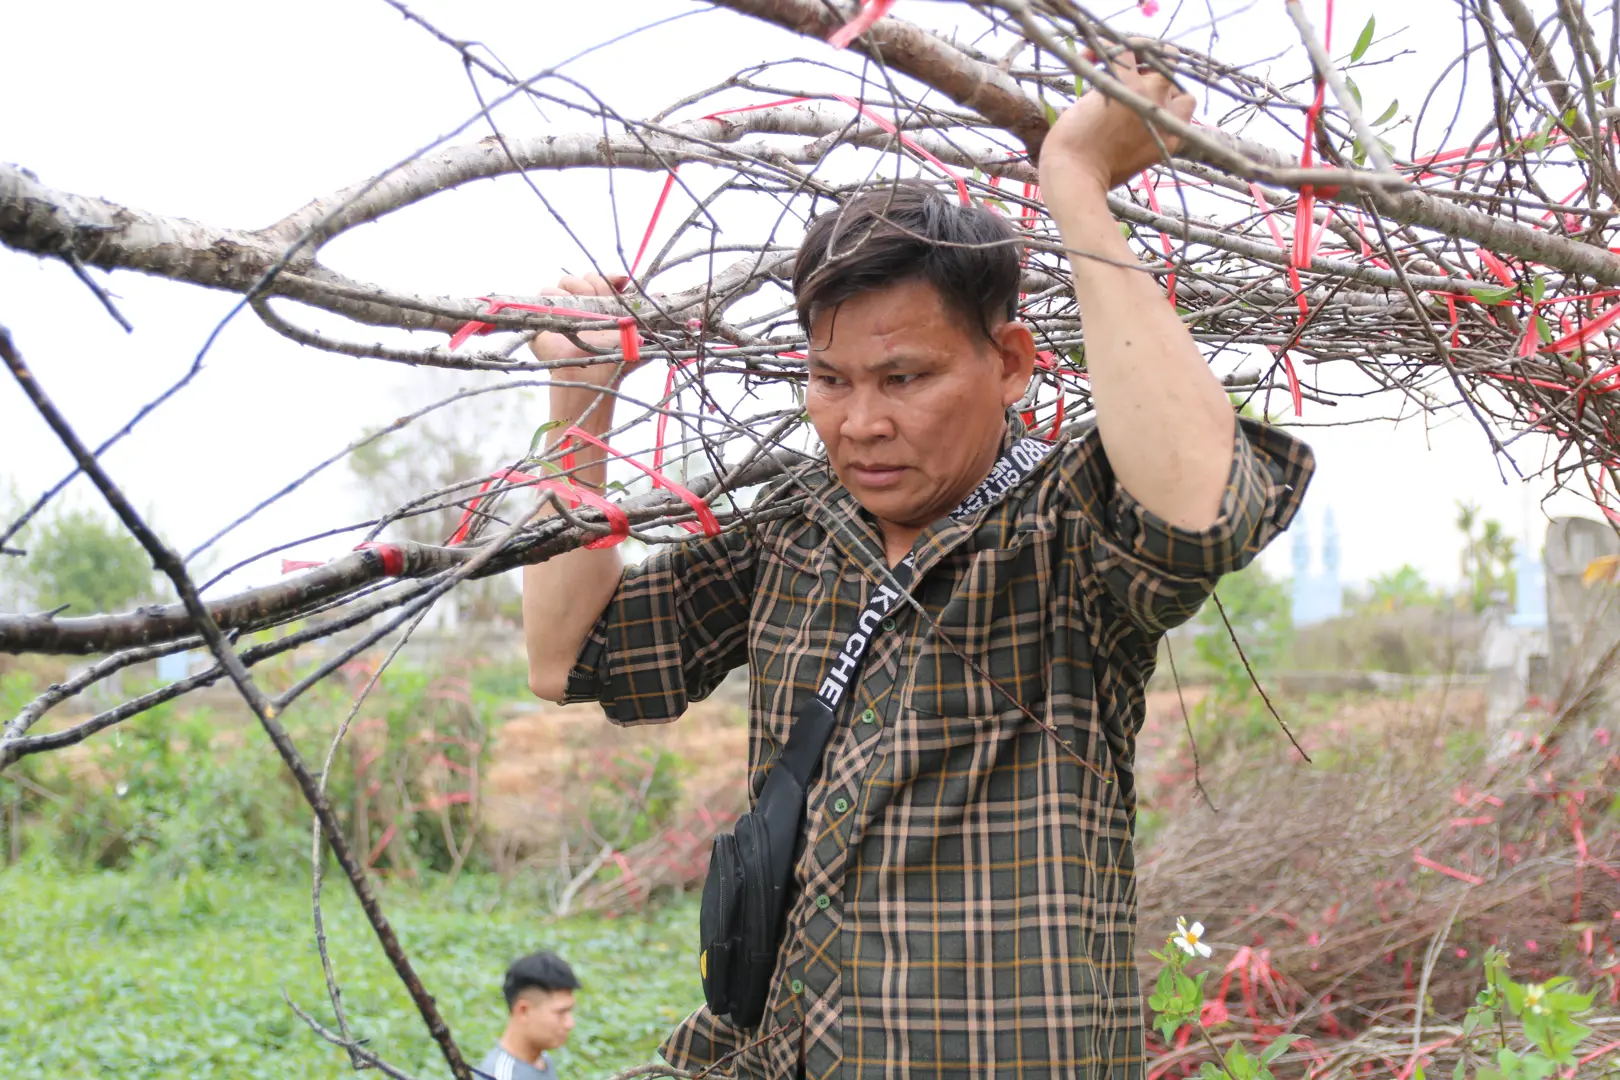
1412 847 1484 886
833 94 971 206
1249 183 1306 415
356 541 405 577
563 425 721 536
618 316 641 363
1291 0 1333 270
1031 351 1066 439
448 300 638 358
1478 249 1515 286
631 170 680 276
1139 170 1178 305
447 469 628 550
701 96 811 120
1547 301 1620 353
827 0 897 49
654 358 704 472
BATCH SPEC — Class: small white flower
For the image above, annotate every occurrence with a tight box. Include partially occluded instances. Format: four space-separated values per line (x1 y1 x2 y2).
1525 983 1545 1015
1173 917 1213 958
114 781 129 798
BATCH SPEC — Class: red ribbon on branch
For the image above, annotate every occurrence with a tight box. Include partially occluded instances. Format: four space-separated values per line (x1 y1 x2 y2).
832 94 971 206
560 425 721 537
355 541 406 577
448 299 640 363
1249 183 1306 416
446 468 630 550
826 0 897 49
1291 0 1334 271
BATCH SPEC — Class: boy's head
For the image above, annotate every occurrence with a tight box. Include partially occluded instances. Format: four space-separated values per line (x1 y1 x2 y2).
502 951 580 1054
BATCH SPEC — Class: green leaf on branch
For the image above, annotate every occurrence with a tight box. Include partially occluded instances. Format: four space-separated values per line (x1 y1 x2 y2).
528 419 562 455
1344 76 1362 108
1374 99 1399 126
1258 1035 1301 1067
1469 286 1515 305
1350 15 1376 62
1224 1041 1258 1080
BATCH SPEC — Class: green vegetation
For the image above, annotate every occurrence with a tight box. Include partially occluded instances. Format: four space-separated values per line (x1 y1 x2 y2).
1147 928 1601 1080
1456 500 1517 614
4 504 155 616
1360 563 1437 613
0 865 705 1079
1188 561 1292 749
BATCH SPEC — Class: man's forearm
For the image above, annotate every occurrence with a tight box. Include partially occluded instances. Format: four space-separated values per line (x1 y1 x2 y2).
522 380 625 701
1050 179 1235 531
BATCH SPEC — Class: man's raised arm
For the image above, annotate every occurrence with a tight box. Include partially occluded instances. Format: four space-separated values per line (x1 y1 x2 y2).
1038 46 1236 532
523 273 642 702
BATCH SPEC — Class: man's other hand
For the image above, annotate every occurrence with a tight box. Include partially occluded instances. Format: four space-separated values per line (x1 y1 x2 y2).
527 273 645 385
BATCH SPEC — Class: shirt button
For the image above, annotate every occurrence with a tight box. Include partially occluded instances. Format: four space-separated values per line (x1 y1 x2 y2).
790 978 804 995
815 894 831 910
882 617 897 632
859 708 877 725
833 797 849 814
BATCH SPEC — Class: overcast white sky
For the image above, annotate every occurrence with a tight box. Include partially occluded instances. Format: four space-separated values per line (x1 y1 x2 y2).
0 0 1599 605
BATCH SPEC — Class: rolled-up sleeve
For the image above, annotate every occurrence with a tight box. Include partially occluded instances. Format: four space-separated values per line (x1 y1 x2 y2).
563 528 756 725
1080 417 1314 633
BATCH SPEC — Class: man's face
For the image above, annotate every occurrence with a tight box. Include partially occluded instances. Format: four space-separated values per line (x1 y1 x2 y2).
806 278 1034 531
515 988 575 1052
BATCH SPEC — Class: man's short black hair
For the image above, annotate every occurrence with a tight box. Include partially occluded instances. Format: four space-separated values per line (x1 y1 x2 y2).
793 180 1023 342
502 950 580 1009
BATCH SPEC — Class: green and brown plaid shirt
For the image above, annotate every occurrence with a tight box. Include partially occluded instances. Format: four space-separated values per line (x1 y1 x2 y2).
566 417 1313 1080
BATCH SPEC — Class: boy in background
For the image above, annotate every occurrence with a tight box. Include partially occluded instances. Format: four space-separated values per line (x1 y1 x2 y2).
478 950 579 1080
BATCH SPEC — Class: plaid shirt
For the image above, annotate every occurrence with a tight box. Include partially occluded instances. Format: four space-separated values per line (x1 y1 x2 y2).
566 417 1313 1079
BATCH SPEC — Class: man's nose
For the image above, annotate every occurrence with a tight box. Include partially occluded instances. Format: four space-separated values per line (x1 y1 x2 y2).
840 387 896 441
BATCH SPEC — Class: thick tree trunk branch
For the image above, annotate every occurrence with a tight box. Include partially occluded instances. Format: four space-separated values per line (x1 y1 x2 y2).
0 452 805 655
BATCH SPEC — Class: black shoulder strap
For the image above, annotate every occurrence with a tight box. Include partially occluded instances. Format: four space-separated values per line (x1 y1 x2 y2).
775 556 914 790
775 432 1053 784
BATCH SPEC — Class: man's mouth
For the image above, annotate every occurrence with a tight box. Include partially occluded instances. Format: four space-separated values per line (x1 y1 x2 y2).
847 463 909 488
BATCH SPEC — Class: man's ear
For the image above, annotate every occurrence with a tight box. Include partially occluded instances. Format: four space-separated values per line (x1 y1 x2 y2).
992 321 1038 408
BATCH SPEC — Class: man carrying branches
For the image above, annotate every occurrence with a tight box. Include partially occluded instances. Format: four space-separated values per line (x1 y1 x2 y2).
524 49 1313 1080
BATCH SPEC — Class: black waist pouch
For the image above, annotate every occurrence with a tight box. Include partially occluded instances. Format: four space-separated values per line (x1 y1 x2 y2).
699 698 835 1029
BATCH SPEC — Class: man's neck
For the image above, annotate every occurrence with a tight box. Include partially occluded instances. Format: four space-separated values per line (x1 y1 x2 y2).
499 1028 542 1065
879 523 923 567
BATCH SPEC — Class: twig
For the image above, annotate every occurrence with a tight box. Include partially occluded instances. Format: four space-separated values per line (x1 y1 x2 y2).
1210 592 1311 763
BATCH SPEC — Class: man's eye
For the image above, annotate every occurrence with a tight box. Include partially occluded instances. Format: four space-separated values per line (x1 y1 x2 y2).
814 374 846 388
888 373 921 386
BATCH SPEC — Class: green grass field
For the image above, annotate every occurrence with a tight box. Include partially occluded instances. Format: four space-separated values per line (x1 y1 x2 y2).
0 866 705 1078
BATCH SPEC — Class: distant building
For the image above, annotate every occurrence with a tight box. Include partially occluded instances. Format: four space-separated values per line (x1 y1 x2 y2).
1290 507 1343 627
